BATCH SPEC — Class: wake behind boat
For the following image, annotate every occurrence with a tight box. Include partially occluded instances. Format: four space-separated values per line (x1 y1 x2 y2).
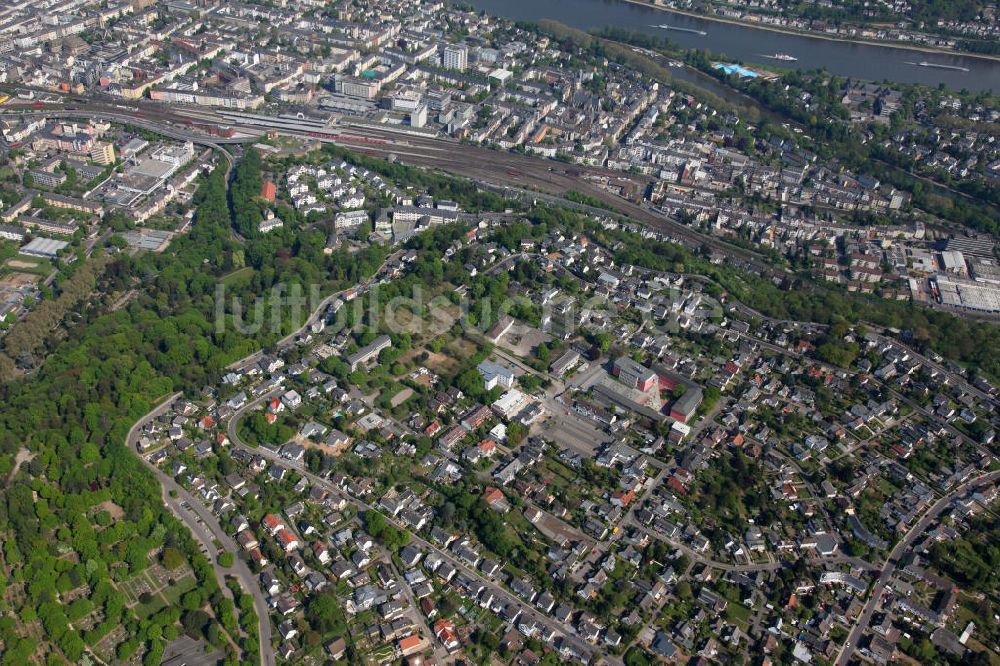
650 23 707 36
761 52 798 62
904 60 970 72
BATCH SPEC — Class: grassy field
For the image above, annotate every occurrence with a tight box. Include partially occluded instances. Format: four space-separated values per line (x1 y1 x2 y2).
724 599 752 628
220 266 255 286
2 257 54 277
161 574 197 605
131 579 166 618
124 569 196 619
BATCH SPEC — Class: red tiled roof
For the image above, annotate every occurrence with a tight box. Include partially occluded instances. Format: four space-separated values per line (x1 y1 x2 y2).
260 180 276 202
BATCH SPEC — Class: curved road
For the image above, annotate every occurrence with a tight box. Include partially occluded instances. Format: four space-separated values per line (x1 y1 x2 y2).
834 469 1000 666
225 250 400 372
208 215 996 666
8 97 778 278
126 393 275 666
93 107 996 664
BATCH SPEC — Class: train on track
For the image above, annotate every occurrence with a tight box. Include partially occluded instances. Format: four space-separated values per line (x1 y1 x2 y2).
215 111 392 147
300 130 389 146
177 119 236 138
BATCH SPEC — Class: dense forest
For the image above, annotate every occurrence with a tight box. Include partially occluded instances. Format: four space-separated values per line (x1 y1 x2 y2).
0 142 533 663
0 150 396 663
230 147 265 239
0 165 259 664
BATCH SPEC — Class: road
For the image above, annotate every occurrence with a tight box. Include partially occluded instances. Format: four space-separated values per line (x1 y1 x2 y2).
337 125 779 276
868 330 997 408
226 250 400 371
12 95 1000 331
126 393 276 666
223 390 607 664
124 222 994 666
834 469 1000 666
224 409 602 664
702 267 997 412
4 447 35 486
204 198 993 665
387 553 450 663
78 95 997 663
677 262 1000 426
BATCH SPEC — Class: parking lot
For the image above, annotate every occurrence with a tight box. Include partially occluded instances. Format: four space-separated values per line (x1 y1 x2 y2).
162 635 223 666
538 398 612 456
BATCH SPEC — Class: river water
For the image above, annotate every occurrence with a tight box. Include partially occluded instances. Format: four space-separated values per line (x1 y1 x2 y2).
468 0 1000 92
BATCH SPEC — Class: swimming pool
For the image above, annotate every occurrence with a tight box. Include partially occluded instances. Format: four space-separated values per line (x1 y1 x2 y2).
713 63 759 78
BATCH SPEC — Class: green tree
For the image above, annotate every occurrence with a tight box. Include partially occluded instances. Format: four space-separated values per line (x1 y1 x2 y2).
306 592 345 634
161 547 186 571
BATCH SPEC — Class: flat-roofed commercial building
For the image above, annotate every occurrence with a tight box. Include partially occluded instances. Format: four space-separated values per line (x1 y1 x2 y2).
19 237 69 258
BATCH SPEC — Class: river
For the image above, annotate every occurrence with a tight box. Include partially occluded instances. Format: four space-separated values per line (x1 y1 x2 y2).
467 0 1000 92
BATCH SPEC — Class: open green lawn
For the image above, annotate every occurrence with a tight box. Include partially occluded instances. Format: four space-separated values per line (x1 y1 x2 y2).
160 574 196 605
540 459 586 505
2 258 55 277
724 601 752 627
220 266 255 286
132 594 166 619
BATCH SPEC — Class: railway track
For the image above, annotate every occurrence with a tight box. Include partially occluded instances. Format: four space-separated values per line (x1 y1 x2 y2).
7 98 779 275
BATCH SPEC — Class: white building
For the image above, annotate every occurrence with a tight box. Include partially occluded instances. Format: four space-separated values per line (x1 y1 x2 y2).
442 44 468 72
492 389 532 421
477 361 515 391
410 104 428 128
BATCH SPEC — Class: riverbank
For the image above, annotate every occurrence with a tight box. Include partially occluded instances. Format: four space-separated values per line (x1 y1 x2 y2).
620 0 1000 63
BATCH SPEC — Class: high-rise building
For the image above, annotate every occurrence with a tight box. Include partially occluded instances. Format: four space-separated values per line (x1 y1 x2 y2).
339 77 380 99
90 141 116 166
442 44 468 72
410 104 428 128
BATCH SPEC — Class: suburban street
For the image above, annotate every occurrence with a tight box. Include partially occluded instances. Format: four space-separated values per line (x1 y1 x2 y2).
227 427 604 664
3 94 780 280
835 469 1000 666
6 1 1000 664
127 393 276 666
120 222 1000 666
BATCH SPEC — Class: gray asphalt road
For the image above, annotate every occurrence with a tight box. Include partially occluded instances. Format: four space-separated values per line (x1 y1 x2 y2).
834 469 1000 666
225 416 600 664
127 394 275 666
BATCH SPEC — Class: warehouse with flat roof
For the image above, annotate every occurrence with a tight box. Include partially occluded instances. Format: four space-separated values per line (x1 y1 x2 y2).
19 237 69 258
936 276 1000 313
